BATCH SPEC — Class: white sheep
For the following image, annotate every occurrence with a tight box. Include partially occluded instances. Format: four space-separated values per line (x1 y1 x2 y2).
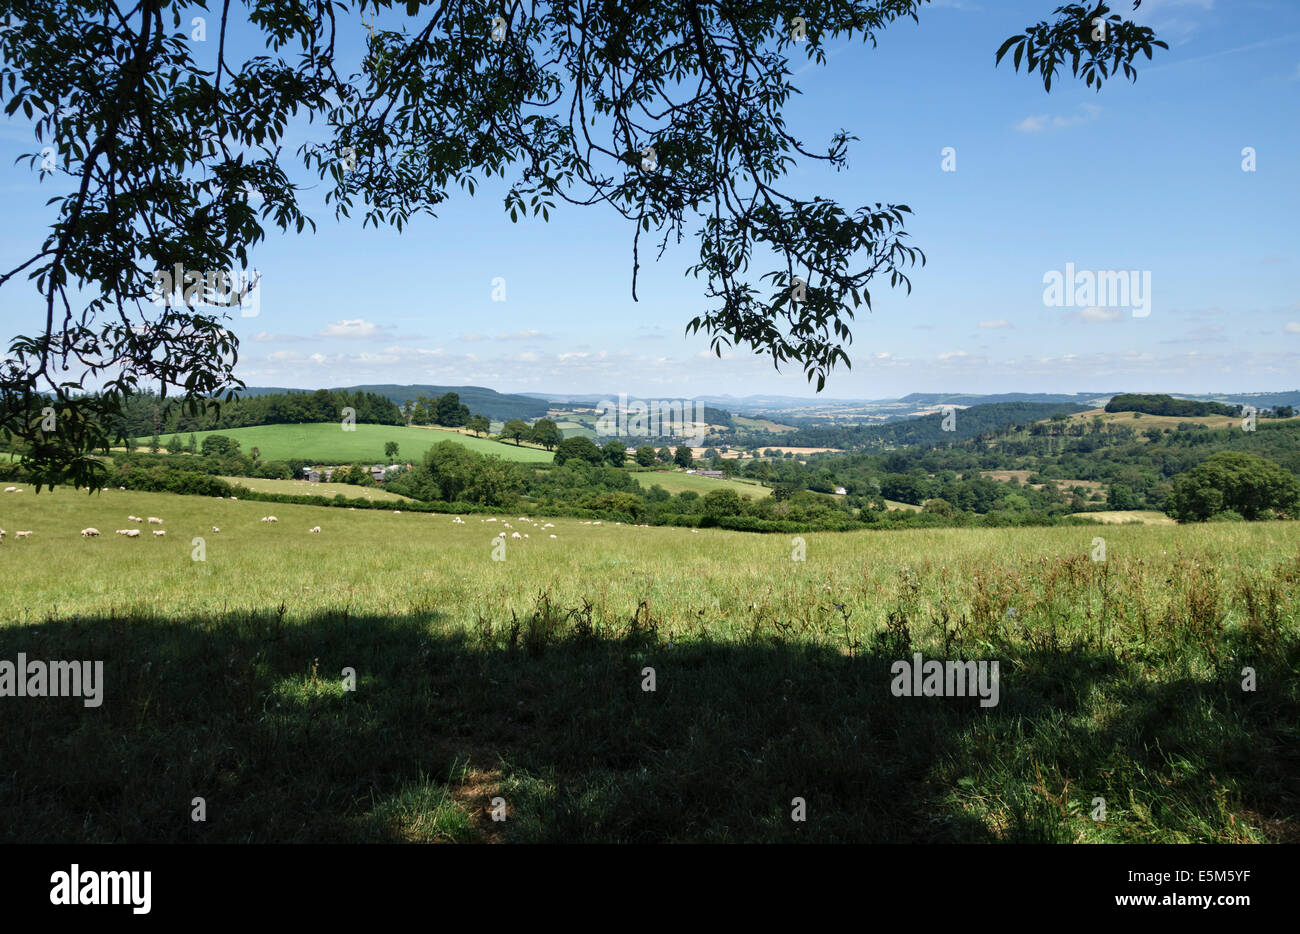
115 529 128 535
118 486 125 490
128 515 142 522
549 534 557 539
308 526 321 533
81 528 100 537
0 529 6 540
211 526 220 532
124 529 140 538
147 517 163 524
511 531 522 540
3 486 15 493
15 531 32 539
261 516 278 523
153 530 166 537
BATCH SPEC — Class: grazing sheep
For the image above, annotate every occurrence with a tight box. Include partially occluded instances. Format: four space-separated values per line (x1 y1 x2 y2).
3 486 15 492
260 516 278 523
452 516 464 524
211 526 220 532
511 531 522 540
81 528 100 537
124 529 140 538
118 486 126 490
115 529 128 535
543 523 554 529
128 515 142 522
153 530 166 537
15 531 32 539
308 526 321 533
230 495 238 500
549 534 557 539
0 529 6 540
147 517 163 524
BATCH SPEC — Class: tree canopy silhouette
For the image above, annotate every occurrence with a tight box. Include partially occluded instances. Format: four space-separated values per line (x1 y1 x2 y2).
0 0 1163 489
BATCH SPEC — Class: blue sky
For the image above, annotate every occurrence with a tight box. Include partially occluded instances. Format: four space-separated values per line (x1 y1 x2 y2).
1 0 1297 399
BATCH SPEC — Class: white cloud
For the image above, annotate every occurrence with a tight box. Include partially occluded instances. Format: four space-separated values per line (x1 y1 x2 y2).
978 319 1011 329
1284 322 1300 334
1077 306 1123 323
1016 103 1102 133
497 329 550 341
316 319 383 339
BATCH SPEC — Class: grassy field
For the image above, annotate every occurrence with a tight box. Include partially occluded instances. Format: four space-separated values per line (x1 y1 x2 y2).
1069 510 1177 525
631 470 772 498
1062 407 1300 432
134 423 554 464
0 488 1296 843
219 476 416 503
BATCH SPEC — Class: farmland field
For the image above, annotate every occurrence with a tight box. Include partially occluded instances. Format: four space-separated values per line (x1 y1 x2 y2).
219 476 416 503
1 488 1296 843
133 423 554 463
1062 407 1300 432
630 470 773 498
1068 510 1177 525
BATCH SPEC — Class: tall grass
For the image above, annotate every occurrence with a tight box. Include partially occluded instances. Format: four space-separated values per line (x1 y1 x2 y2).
0 489 1295 842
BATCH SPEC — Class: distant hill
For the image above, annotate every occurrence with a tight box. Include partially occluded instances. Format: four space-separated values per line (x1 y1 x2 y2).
773 401 1093 449
241 385 549 420
898 392 1116 407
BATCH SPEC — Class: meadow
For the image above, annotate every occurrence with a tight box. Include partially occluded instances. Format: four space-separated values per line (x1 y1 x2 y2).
133 423 554 464
0 488 1295 843
219 476 416 503
630 469 773 498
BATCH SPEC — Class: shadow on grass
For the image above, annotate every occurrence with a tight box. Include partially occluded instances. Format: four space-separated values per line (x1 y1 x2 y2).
0 604 1295 842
